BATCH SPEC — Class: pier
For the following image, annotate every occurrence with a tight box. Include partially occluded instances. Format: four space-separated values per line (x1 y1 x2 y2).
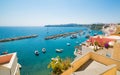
45 31 82 40
0 34 38 42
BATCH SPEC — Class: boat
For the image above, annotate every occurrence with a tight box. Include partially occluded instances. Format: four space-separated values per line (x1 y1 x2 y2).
83 32 86 35
18 63 22 69
42 48 46 53
76 41 79 44
34 50 39 55
74 48 82 57
85 34 90 38
93 33 98 36
56 49 63 53
70 34 77 39
89 30 91 33
1 51 8 55
67 43 70 46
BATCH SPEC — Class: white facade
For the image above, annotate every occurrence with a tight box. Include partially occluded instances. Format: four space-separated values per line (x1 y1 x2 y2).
0 53 20 75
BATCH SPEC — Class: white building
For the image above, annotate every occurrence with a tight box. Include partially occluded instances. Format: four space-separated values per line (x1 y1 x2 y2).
0 53 20 75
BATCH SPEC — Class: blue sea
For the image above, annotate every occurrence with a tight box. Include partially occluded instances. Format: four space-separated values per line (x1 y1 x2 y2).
0 27 103 75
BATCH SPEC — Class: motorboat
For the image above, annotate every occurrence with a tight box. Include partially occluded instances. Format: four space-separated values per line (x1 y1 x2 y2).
74 48 82 56
34 50 39 55
93 33 98 36
67 43 70 46
42 48 46 53
1 51 8 55
56 49 63 53
76 41 79 44
70 34 77 39
85 34 90 38
89 30 91 33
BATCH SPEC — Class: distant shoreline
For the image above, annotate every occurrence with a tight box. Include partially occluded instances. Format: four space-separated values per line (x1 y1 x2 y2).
44 23 104 30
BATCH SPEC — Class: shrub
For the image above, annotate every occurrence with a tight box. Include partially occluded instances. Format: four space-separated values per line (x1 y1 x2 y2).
48 56 71 75
104 42 109 49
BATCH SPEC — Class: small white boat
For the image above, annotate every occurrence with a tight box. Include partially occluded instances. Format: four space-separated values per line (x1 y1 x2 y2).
70 34 77 39
74 48 82 56
93 33 98 36
42 48 46 53
67 43 70 46
1 51 8 55
56 49 63 53
34 50 39 55
76 41 79 44
85 34 90 38
18 63 22 69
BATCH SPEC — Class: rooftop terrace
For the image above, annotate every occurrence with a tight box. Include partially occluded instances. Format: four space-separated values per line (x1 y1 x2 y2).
61 52 120 75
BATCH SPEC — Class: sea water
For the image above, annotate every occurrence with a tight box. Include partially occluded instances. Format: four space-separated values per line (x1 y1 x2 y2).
0 27 103 75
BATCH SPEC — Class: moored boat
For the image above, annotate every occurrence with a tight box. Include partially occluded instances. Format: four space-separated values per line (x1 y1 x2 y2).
67 43 71 46
85 34 90 38
76 41 79 44
34 50 39 55
74 48 82 57
93 33 98 36
42 48 46 53
70 34 77 39
1 51 8 55
56 49 63 53
18 63 22 69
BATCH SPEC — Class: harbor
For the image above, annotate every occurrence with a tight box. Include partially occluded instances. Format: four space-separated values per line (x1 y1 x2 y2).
0 34 38 42
44 30 82 40
0 27 103 75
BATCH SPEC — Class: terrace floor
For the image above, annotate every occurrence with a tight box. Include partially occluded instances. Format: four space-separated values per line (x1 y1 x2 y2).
72 59 117 75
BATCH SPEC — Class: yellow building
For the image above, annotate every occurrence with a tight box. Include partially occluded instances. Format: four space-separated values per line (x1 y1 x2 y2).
113 41 120 60
61 52 120 75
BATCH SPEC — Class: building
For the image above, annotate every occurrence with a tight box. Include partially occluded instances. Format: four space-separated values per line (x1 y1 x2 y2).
61 52 120 75
0 53 20 75
62 37 120 75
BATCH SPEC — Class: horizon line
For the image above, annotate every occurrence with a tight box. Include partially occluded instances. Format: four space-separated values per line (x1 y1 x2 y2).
0 22 119 27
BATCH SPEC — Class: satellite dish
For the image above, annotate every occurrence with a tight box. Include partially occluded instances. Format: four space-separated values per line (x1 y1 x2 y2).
102 24 117 36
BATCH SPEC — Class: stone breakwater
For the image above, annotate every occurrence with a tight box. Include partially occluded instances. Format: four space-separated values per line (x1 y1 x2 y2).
0 34 38 42
45 30 82 40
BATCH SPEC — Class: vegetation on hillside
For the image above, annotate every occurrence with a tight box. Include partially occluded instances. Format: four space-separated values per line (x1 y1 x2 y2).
45 23 90 27
90 24 104 30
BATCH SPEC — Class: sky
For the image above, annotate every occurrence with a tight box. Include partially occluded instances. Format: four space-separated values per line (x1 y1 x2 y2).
0 0 120 26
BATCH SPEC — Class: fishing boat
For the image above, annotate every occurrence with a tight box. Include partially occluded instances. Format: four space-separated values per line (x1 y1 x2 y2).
42 48 46 53
34 50 39 55
66 43 70 46
18 63 22 69
56 49 63 53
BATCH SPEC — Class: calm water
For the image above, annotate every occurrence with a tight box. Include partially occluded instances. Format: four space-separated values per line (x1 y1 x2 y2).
0 27 103 75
